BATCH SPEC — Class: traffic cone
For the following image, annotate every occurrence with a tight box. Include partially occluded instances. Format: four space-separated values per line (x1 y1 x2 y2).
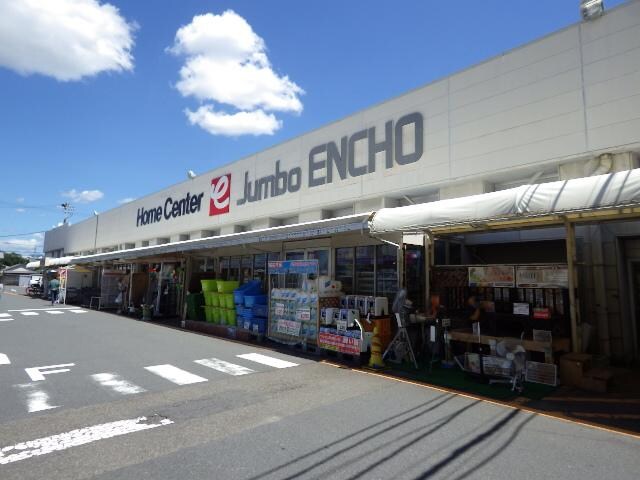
368 325 385 369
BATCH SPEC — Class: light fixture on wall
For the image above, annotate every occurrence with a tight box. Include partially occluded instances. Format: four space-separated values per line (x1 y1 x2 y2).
580 0 604 20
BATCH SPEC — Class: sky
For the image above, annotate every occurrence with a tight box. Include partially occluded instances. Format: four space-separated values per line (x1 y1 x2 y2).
0 0 627 257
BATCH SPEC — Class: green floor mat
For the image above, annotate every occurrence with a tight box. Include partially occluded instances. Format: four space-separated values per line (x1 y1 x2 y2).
384 360 556 401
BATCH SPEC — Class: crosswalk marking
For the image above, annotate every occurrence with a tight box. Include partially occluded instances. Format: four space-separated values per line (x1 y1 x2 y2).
0 317 14 322
0 313 12 317
70 309 88 313
144 364 208 385
0 416 173 465
0 353 10 365
91 373 146 395
20 312 38 316
236 353 299 369
194 358 255 376
8 307 78 312
46 310 65 315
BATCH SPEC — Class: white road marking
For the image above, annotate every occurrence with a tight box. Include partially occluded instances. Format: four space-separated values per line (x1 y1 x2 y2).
15 383 59 413
8 307 78 312
0 318 14 322
144 364 208 385
0 313 12 317
0 353 10 365
236 353 299 369
91 373 146 395
25 363 75 382
194 357 255 376
70 309 88 313
0 416 173 465
20 312 38 316
45 310 65 315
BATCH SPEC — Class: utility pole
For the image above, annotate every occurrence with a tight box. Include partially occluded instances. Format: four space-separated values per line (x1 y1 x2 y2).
60 202 75 224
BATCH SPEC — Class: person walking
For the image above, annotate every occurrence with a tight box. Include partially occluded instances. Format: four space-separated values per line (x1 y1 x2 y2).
49 275 60 305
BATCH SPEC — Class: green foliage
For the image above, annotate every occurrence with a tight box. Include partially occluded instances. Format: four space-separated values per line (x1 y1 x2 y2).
0 252 30 268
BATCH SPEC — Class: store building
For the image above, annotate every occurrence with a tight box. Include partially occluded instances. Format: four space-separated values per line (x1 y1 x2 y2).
45 1 640 362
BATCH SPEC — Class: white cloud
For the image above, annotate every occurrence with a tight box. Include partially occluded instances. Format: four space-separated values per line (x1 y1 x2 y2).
169 10 303 136
185 106 281 136
0 236 43 254
0 0 136 81
118 197 136 204
62 189 104 203
15 208 26 213
16 197 25 203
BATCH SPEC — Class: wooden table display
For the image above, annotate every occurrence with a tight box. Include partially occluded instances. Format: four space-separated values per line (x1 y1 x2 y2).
448 328 569 363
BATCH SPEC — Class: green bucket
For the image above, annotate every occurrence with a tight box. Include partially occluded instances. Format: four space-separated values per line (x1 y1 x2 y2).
217 280 239 293
209 292 220 307
226 309 237 326
201 279 218 293
223 293 234 309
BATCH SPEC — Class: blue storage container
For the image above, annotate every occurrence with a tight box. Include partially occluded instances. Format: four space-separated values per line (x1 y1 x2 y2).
233 280 262 305
244 294 267 307
252 318 267 334
252 304 268 318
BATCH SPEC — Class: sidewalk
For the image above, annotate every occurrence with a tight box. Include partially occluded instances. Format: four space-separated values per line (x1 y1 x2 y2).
525 367 640 433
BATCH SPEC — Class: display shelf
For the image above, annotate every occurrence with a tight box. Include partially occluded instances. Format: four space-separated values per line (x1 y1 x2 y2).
267 260 320 346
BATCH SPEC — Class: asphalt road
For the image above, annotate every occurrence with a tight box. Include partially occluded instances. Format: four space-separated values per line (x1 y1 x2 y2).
1 292 639 479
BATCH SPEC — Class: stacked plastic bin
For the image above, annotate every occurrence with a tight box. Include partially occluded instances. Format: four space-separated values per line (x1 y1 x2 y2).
217 280 239 325
245 294 268 334
231 281 265 332
201 280 218 323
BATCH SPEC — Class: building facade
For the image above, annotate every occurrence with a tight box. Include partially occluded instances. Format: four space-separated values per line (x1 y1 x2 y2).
45 1 640 362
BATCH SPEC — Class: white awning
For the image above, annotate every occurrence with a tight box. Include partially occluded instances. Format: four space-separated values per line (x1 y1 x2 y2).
70 212 371 265
26 261 42 269
369 169 640 234
44 256 75 267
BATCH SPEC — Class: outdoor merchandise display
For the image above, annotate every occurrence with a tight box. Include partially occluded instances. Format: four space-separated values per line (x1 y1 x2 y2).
202 279 239 324
267 260 319 347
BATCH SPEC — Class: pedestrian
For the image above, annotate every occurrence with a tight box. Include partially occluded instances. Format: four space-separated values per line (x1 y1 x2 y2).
116 271 130 314
49 275 60 305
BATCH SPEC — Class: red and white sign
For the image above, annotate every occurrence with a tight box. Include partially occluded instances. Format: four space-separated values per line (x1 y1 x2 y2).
319 332 361 355
209 174 231 216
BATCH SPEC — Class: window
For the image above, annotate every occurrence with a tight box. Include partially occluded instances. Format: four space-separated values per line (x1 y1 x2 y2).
334 247 354 294
376 244 398 302
355 246 375 296
307 249 329 276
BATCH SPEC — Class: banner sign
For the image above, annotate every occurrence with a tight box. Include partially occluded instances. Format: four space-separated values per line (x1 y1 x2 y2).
276 319 301 337
516 266 568 288
318 332 361 355
268 260 319 274
468 266 515 287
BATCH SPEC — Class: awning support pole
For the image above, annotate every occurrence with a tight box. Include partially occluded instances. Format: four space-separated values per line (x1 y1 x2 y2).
565 219 581 353
397 237 405 289
424 231 431 314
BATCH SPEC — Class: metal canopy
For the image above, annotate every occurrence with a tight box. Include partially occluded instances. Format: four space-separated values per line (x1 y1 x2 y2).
67 212 371 265
369 169 640 235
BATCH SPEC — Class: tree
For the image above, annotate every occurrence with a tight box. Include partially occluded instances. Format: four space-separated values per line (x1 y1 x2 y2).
0 252 29 268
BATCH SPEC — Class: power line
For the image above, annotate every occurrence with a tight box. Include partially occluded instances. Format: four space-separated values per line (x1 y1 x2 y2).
0 230 46 238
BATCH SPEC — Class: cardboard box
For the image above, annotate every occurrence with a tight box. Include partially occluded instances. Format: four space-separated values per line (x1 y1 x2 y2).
559 353 592 386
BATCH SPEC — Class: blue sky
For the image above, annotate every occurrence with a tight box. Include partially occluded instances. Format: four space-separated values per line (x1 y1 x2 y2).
0 0 626 257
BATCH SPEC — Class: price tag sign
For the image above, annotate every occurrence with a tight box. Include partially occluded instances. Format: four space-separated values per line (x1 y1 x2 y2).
296 308 311 321
336 319 348 333
274 303 285 316
277 319 301 336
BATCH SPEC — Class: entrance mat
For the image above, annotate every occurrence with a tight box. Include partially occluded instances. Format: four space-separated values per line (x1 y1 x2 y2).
386 361 557 402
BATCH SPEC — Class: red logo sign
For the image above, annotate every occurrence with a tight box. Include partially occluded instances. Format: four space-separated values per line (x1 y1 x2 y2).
210 174 231 216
